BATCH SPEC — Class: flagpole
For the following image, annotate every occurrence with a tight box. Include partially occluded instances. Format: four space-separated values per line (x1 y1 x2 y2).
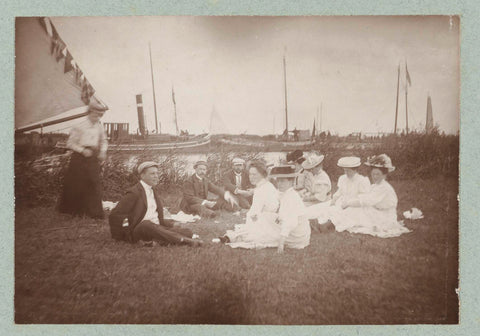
405 61 409 135
149 42 159 134
394 64 400 135
283 55 289 138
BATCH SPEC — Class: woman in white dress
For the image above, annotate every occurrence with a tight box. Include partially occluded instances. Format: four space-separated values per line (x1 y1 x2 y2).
330 154 410 238
221 161 280 249
273 166 311 253
300 153 331 202
307 156 370 227
330 156 371 207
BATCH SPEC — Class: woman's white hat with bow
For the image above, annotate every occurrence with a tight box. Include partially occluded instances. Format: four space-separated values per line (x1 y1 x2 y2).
301 153 325 170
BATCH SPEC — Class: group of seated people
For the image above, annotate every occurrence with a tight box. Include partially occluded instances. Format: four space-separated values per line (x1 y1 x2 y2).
109 150 410 252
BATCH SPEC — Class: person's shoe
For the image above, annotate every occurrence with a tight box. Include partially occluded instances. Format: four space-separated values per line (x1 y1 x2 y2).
219 235 230 244
181 237 204 247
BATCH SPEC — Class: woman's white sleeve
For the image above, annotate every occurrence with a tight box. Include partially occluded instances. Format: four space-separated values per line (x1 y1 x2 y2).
279 194 302 237
247 188 264 217
359 176 371 194
358 185 386 207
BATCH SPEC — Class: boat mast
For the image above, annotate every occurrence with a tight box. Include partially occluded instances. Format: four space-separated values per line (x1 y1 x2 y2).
283 55 288 137
405 62 409 135
149 42 159 134
394 63 400 135
172 86 179 136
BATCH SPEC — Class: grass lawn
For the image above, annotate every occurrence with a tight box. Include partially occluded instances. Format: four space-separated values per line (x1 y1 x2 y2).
14 177 458 324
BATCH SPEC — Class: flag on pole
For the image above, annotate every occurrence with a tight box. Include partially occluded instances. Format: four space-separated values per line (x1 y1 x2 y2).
172 86 176 104
406 62 412 86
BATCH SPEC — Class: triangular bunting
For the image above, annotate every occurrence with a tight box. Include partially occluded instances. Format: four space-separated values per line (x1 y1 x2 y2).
64 51 74 73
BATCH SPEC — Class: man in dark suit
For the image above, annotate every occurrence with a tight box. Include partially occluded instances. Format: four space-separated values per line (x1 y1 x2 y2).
221 157 254 209
109 161 202 246
180 160 237 218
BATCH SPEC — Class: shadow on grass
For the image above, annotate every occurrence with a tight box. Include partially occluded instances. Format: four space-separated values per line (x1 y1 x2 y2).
173 266 251 324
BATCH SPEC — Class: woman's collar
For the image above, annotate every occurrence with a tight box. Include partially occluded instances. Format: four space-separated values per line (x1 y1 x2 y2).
256 178 267 187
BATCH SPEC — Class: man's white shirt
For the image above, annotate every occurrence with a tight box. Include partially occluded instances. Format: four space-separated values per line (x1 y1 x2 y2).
140 180 160 224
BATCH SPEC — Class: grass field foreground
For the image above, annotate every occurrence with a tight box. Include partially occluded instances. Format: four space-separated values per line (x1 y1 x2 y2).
15 177 458 324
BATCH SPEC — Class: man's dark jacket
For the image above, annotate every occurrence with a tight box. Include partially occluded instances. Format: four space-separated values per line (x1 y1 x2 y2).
222 169 253 194
109 182 172 242
179 174 225 212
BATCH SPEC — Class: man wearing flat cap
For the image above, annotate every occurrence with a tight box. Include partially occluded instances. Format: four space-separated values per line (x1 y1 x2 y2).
58 100 109 219
221 157 254 209
180 160 238 218
109 161 202 246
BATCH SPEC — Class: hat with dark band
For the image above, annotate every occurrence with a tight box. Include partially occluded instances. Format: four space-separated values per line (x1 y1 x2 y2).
269 165 297 179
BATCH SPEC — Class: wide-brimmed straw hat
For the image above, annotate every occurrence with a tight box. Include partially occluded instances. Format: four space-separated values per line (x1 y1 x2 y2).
269 165 297 179
337 156 361 168
364 154 395 173
301 153 325 170
286 150 305 164
137 161 159 174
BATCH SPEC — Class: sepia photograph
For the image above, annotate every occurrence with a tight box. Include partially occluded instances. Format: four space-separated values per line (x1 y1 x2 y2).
14 16 459 324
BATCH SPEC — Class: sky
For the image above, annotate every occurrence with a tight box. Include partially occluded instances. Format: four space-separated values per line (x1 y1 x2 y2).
50 16 460 136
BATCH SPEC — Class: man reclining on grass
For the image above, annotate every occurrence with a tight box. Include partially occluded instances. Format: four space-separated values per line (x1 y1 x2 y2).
180 160 238 218
109 161 203 247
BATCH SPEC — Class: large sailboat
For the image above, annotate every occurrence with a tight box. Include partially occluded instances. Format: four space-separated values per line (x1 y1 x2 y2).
15 17 211 153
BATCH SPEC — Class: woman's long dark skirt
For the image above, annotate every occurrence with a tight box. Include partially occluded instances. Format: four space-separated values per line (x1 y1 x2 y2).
57 152 104 219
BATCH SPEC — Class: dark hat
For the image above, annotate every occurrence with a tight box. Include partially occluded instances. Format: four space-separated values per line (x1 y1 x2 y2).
269 165 297 179
193 160 208 169
286 150 305 164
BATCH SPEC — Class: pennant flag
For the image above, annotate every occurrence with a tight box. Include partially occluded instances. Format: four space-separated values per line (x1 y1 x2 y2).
39 17 53 37
406 62 412 86
81 80 95 104
75 69 83 85
49 24 66 62
64 51 74 73
172 86 176 104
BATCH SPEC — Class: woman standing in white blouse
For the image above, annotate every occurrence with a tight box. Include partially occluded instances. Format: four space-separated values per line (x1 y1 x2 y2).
221 161 280 248
331 154 410 238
